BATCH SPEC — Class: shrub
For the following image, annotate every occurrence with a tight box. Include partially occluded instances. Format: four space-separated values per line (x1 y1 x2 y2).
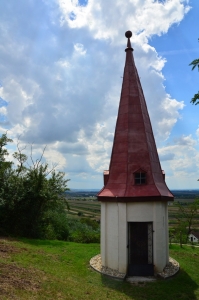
39 210 69 240
70 229 100 243
0 133 70 239
80 217 99 230
67 218 100 243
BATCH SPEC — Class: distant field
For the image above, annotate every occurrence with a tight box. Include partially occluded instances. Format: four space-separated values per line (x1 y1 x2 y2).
66 197 100 220
66 195 199 230
168 201 199 229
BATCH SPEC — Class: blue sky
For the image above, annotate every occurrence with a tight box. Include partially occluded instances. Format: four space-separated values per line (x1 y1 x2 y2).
0 0 199 190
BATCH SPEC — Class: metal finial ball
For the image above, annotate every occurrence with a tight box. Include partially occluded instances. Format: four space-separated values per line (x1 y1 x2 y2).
125 31 132 38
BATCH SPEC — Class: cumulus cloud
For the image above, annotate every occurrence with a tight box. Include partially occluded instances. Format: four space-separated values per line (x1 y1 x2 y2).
159 152 175 161
58 0 190 41
43 148 67 170
0 0 195 189
56 140 88 155
158 134 199 188
174 135 197 146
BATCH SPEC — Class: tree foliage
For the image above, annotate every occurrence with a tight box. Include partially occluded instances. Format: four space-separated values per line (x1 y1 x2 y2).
189 38 199 105
175 199 199 246
0 133 70 240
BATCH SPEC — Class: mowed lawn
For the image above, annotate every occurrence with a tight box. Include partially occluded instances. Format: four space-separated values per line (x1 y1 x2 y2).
0 238 199 300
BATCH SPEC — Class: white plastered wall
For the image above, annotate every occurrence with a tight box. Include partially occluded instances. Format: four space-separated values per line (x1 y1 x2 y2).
101 201 169 274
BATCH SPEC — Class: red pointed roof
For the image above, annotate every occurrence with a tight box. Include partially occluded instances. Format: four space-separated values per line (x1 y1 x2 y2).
98 31 173 202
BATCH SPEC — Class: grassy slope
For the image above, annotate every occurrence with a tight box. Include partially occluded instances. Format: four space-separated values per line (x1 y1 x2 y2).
0 239 199 300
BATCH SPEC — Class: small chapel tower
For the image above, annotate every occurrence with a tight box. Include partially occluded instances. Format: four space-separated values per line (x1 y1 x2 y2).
97 31 174 276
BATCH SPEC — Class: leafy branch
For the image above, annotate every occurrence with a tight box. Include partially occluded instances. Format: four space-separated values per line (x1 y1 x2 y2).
189 38 199 105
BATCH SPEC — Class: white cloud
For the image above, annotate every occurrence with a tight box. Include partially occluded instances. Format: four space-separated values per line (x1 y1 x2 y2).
85 123 113 173
73 43 87 55
158 134 199 188
0 0 195 189
43 148 67 170
56 59 71 68
174 134 197 147
58 0 190 41
126 41 185 141
0 78 40 126
55 140 88 155
0 106 7 115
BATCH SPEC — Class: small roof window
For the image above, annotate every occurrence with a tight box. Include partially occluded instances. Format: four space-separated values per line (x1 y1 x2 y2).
134 171 146 185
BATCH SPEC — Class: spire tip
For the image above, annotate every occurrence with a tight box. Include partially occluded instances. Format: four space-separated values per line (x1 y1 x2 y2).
125 31 132 39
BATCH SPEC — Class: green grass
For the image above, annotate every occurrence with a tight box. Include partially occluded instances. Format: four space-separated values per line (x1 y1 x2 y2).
0 239 199 299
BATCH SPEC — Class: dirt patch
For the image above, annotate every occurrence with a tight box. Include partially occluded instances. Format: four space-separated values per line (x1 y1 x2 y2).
0 263 43 296
0 239 25 259
0 238 44 298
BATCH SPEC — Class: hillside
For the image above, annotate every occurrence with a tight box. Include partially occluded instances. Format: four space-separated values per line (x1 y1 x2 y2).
0 238 199 299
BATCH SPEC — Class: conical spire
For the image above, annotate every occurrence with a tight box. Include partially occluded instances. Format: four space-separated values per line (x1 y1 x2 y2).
98 31 173 202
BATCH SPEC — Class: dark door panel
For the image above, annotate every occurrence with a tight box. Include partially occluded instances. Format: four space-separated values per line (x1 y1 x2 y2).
128 222 154 276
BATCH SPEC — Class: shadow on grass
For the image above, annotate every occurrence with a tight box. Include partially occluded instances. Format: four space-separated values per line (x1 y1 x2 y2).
101 269 198 300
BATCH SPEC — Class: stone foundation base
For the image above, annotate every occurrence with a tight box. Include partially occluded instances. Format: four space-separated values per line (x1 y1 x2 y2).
90 254 179 281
